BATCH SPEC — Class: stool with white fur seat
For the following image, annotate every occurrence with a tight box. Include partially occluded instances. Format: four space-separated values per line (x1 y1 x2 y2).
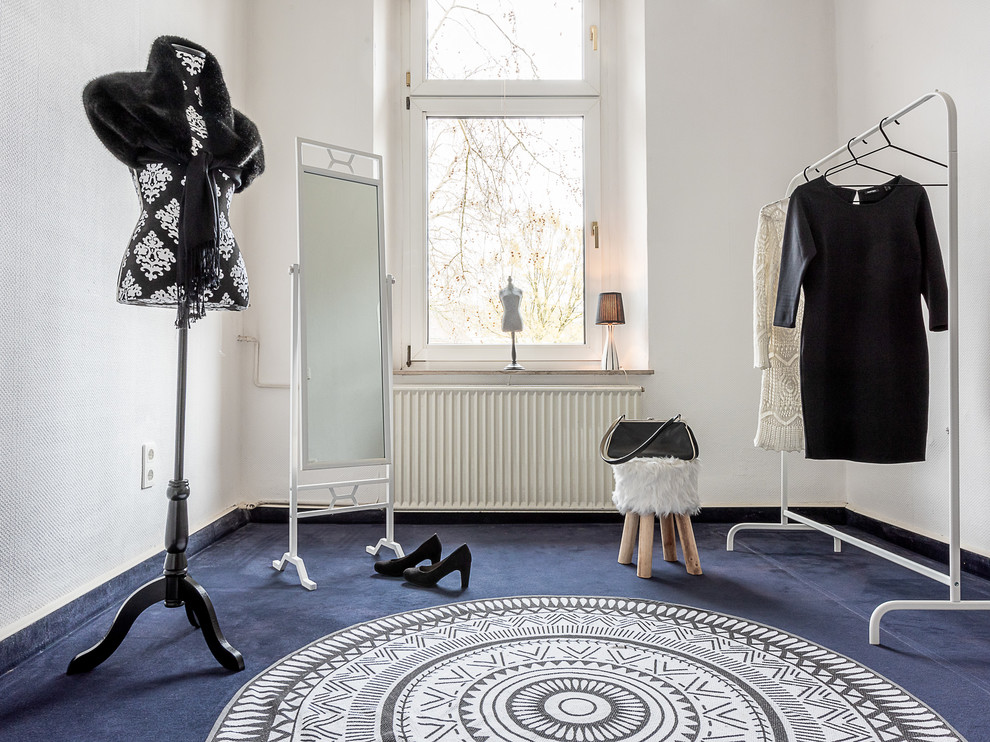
611 457 702 578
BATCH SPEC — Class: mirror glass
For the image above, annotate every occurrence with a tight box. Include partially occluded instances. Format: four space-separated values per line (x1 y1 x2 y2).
297 142 388 469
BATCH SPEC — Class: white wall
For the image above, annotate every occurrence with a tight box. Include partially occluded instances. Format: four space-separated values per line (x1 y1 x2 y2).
643 0 845 506
235 0 377 503
834 0 990 557
0 0 248 640
9 0 989 641
233 0 850 512
600 0 649 371
228 0 990 552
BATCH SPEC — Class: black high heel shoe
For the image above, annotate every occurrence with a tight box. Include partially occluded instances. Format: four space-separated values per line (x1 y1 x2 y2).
374 534 442 577
403 544 471 589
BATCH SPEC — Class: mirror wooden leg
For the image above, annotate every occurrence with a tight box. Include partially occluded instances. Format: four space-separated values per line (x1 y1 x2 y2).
674 513 703 575
637 514 654 579
660 514 678 562
618 512 638 564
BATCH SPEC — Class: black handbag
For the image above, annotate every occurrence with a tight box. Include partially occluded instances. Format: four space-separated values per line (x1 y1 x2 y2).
599 414 699 465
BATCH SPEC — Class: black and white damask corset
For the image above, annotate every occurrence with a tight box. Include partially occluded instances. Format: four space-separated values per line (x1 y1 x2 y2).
115 45 250 316
118 159 248 311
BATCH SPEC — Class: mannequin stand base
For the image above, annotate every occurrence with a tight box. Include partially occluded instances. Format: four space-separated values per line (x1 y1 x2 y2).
66 574 244 674
504 362 524 370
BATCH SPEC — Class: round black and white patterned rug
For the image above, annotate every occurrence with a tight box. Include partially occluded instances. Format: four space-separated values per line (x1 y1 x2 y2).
207 596 964 741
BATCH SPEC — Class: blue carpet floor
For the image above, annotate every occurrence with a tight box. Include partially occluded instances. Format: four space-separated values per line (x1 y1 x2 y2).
1 520 989 741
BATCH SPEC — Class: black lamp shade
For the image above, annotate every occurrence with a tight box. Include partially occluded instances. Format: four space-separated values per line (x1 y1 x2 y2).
596 292 625 325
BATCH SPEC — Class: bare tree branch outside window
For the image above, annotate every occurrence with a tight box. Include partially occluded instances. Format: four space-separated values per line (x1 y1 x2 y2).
428 0 581 81
426 1 586 345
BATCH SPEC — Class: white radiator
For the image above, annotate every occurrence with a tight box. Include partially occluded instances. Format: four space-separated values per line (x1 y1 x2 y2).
393 385 643 510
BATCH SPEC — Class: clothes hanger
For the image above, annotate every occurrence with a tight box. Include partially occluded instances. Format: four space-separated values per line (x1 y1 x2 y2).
821 137 898 185
877 116 947 169
808 120 947 188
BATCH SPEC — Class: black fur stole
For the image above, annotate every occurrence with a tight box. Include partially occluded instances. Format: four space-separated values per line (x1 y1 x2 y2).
82 35 264 190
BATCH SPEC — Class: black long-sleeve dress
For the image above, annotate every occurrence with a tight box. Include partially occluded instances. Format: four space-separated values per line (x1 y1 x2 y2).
773 175 948 463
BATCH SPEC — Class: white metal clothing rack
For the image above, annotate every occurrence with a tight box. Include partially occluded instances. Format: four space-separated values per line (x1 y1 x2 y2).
727 90 990 644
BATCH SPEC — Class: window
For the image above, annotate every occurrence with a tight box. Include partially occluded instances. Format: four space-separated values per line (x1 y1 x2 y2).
426 0 584 82
406 0 602 366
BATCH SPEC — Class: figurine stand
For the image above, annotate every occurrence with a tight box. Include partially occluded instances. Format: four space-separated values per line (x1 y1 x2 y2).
504 331 524 370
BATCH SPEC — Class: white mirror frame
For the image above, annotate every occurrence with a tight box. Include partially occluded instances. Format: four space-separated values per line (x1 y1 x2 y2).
272 139 403 590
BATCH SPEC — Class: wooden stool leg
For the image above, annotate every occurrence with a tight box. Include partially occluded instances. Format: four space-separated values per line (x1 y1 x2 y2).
659 514 677 562
637 514 654 579
618 512 638 565
674 514 703 575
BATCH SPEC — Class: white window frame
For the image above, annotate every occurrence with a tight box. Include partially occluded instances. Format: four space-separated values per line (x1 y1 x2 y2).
404 0 604 368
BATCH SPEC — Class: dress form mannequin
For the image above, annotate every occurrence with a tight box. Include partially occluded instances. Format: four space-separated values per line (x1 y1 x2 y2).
500 277 524 370
70 37 264 675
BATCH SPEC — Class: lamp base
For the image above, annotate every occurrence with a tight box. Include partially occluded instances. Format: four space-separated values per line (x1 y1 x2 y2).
601 325 619 370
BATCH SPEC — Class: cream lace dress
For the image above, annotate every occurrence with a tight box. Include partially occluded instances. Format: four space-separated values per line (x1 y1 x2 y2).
753 199 805 451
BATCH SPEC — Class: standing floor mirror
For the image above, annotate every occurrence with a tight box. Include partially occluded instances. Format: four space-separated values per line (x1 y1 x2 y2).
273 139 402 590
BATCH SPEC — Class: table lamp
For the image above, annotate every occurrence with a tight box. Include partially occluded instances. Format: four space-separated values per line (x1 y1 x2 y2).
596 292 625 370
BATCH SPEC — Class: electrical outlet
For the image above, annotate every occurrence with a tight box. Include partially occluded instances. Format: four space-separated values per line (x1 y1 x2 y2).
141 442 156 489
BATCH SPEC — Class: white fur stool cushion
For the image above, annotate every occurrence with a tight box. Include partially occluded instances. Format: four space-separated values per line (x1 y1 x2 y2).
610 457 701 516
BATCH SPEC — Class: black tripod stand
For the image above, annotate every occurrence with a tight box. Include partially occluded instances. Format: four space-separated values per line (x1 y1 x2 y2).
67 305 243 674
